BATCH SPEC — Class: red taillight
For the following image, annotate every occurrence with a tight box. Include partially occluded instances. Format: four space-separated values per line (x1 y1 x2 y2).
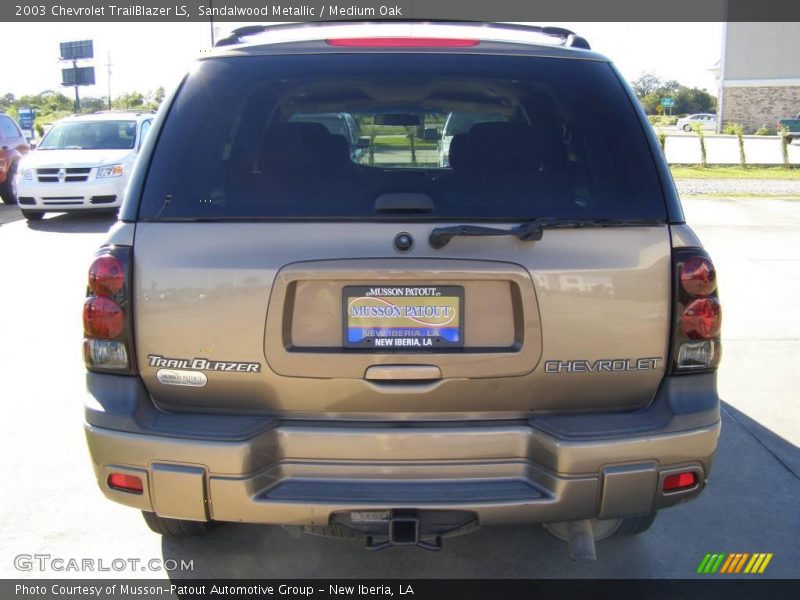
680 256 716 297
663 471 697 492
681 297 722 339
107 473 143 494
672 249 722 372
84 247 134 373
83 296 124 339
88 255 125 297
326 37 480 48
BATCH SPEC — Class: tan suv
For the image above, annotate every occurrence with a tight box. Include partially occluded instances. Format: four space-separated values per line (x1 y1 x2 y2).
82 23 721 558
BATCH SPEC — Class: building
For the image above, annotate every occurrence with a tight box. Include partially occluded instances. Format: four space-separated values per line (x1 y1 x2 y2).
715 23 800 133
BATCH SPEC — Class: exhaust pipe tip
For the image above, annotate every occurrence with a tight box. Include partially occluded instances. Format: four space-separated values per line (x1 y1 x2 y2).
566 519 598 561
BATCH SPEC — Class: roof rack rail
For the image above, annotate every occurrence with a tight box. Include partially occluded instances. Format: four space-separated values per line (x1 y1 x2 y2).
215 21 591 50
88 109 157 116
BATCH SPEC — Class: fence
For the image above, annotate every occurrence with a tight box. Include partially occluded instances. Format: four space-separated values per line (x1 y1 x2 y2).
662 135 800 165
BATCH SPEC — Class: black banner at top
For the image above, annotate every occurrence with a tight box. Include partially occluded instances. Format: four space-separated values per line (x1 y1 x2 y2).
3 0 800 23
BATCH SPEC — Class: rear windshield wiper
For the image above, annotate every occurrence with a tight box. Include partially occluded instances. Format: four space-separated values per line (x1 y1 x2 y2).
429 218 664 249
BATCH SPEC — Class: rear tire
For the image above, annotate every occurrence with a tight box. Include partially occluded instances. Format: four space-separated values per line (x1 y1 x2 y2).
141 511 213 537
21 209 44 221
0 163 18 204
613 512 657 536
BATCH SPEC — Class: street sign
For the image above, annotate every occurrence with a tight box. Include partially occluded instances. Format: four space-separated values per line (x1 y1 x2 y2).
60 40 93 60
17 108 35 130
660 97 675 107
656 105 663 114
59 38 95 112
62 66 95 86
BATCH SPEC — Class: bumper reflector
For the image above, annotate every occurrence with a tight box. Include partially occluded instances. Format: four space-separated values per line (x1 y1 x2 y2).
663 471 697 492
108 473 144 494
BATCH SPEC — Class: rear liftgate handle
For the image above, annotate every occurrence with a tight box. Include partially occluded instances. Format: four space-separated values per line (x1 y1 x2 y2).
364 365 442 382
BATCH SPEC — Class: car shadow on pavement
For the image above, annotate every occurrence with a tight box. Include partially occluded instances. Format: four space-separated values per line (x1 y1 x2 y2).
25 212 117 234
721 402 800 479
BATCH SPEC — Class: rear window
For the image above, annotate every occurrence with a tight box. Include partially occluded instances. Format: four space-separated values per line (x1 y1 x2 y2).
139 53 666 221
0 115 21 139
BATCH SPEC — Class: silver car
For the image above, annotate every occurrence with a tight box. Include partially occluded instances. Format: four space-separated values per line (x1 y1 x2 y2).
677 113 718 132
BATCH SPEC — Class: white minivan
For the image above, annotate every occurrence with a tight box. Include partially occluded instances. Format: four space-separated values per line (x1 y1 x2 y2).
16 112 153 221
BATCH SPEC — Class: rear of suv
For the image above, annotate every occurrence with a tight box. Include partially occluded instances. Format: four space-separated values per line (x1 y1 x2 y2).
16 111 153 220
83 23 722 556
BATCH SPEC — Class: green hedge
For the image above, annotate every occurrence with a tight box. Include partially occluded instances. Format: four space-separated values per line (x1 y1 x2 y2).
647 115 679 126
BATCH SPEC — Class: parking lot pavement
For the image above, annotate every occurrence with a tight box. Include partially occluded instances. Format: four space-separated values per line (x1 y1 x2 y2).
0 202 797 579
676 178 800 196
0 204 23 225
682 198 800 450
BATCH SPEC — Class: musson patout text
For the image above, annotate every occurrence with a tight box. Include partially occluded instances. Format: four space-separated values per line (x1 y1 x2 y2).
36 4 405 18
16 583 414 596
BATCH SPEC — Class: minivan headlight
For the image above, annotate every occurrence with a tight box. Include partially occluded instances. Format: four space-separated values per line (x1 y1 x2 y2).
21 168 33 180
97 164 123 178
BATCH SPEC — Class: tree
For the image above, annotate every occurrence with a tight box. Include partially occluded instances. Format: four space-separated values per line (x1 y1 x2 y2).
673 88 717 115
112 91 145 110
631 73 662 98
640 92 663 115
633 78 717 116
691 123 708 168
153 86 165 105
3 87 166 134
0 93 15 110
724 123 746 167
79 97 106 113
26 90 74 114
660 80 682 95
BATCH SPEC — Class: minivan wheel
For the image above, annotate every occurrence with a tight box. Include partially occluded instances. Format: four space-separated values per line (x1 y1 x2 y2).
141 511 213 537
0 163 18 204
21 209 44 221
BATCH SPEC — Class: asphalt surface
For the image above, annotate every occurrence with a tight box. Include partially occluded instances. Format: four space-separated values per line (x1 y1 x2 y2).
0 198 797 579
676 178 800 196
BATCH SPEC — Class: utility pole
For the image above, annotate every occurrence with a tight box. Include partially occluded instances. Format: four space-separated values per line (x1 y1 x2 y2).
72 59 80 112
105 51 113 110
209 0 215 46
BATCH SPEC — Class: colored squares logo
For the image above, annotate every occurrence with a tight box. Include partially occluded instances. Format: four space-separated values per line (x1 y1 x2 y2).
697 553 773 574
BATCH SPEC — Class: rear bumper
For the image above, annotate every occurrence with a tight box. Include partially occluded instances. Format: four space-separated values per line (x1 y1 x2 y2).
84 373 720 526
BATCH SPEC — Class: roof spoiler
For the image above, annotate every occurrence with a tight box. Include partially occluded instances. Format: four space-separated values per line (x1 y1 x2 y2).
215 21 590 50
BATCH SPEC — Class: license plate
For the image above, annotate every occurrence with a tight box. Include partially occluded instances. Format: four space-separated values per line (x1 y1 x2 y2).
343 285 464 349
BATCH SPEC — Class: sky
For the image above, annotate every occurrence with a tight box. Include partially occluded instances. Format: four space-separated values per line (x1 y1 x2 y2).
0 22 723 99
